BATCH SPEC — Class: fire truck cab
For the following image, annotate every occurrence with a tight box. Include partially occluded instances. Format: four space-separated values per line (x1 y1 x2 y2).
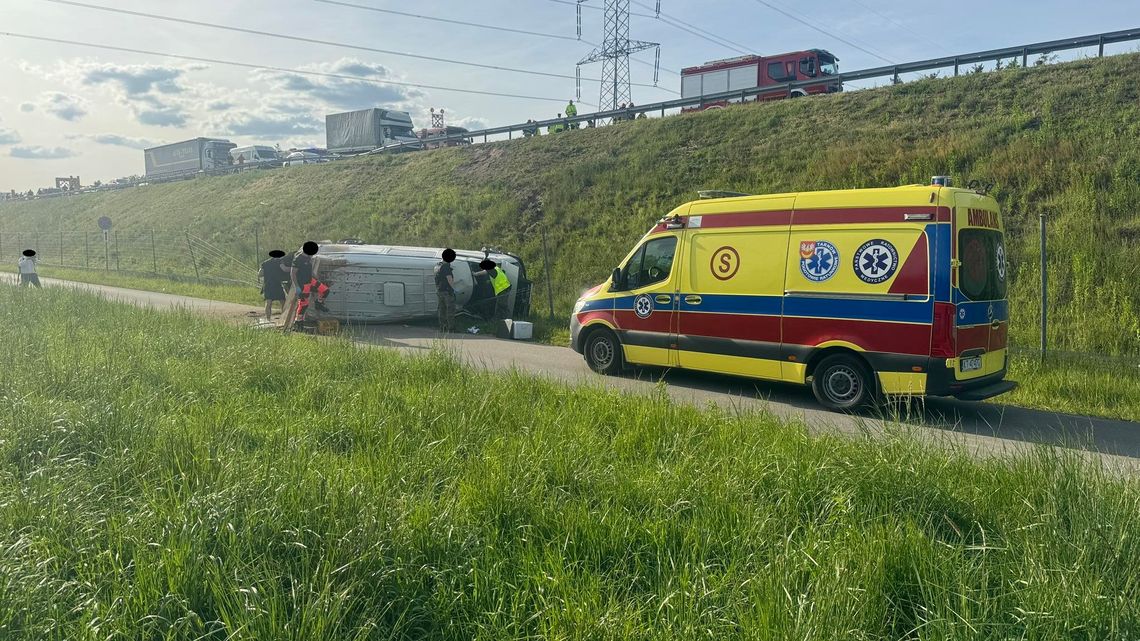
680 49 841 112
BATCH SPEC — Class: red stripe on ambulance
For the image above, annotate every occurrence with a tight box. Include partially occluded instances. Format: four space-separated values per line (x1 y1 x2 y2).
783 317 932 356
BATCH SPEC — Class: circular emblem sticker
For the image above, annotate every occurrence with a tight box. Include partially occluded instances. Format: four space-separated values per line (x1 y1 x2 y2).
996 243 1006 281
958 308 966 320
710 246 740 281
853 239 899 284
799 240 839 282
634 294 653 319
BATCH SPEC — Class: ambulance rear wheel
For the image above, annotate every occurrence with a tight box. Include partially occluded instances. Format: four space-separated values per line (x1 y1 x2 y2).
812 354 874 411
584 329 623 375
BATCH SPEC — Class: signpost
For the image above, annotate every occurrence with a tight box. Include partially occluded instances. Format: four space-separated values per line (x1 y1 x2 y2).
98 216 111 270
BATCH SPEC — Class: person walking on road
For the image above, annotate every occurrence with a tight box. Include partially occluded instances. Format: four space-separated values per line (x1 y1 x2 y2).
282 241 318 332
258 249 288 321
17 249 40 288
434 248 458 333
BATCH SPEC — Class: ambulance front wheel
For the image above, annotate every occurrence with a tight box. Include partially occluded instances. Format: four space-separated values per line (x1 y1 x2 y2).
811 354 874 411
584 329 624 375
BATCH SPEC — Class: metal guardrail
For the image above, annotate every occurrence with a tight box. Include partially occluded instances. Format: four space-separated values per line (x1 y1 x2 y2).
374 27 1140 150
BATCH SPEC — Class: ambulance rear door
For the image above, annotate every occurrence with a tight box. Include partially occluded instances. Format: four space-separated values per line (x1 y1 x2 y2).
953 192 1008 380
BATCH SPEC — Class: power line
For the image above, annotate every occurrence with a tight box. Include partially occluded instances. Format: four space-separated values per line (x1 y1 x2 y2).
314 0 580 41
629 0 754 54
749 0 897 65
0 31 593 104
543 0 681 76
42 0 676 92
546 0 657 19
846 0 954 56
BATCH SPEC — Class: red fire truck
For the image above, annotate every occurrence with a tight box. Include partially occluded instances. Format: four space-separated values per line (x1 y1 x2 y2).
680 49 841 112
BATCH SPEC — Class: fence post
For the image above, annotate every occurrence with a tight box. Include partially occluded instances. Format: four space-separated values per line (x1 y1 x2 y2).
186 231 201 283
85 232 89 268
151 229 157 273
60 231 64 266
1040 213 1047 361
1098 36 1105 57
103 231 109 271
540 223 556 320
114 231 120 271
254 228 260 265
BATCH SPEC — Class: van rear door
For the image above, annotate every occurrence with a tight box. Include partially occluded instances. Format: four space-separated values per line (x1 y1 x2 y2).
953 193 1008 380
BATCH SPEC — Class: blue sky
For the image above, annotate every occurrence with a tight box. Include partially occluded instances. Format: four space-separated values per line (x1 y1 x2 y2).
0 0 1137 191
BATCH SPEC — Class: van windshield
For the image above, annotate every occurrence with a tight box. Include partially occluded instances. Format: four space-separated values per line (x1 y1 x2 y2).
958 229 1006 301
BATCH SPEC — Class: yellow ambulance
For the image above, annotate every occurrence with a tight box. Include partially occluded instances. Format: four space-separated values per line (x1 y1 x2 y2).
570 179 1017 411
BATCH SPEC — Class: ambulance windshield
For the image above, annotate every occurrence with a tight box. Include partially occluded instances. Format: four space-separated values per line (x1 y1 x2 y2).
958 229 1007 301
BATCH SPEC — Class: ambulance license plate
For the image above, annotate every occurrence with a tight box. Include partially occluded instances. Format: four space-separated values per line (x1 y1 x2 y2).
961 356 983 372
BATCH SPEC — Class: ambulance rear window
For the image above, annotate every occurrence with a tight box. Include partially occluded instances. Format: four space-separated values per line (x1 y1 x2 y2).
958 229 1007 301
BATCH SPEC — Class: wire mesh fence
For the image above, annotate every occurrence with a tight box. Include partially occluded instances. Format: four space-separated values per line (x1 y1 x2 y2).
1 229 259 285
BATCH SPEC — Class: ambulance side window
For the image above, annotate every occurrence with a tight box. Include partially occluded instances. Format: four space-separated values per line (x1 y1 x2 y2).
625 236 677 290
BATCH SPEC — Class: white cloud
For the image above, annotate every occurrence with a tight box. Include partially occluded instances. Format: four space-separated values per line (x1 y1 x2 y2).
253 58 423 112
210 110 324 138
40 59 204 128
0 115 21 145
10 146 76 159
38 92 89 121
81 63 191 96
66 133 157 149
19 102 35 112
135 107 189 128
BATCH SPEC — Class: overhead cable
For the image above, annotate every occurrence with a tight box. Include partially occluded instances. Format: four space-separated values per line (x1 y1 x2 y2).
0 31 594 104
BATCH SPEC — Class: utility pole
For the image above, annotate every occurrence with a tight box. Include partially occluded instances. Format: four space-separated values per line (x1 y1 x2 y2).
576 0 660 119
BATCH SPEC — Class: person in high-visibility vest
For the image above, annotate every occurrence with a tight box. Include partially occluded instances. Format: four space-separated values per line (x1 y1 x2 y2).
475 258 512 321
565 100 578 129
548 115 565 134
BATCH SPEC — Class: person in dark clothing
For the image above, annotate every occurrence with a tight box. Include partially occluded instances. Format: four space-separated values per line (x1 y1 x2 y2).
258 249 289 321
434 248 457 333
283 241 318 332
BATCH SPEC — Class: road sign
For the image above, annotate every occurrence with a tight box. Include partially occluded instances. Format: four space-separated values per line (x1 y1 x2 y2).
98 216 112 231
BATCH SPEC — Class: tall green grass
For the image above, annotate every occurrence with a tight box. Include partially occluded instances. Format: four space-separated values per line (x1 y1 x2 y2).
2 287 1139 639
2 54 1140 357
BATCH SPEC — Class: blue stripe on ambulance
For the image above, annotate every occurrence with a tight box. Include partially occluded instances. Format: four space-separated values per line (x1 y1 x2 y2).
597 293 934 325
954 299 1008 325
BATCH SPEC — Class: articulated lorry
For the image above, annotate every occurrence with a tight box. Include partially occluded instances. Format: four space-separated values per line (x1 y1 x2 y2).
325 108 423 154
143 138 236 178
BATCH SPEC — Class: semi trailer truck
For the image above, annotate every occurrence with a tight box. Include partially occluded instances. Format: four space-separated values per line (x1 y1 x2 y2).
143 138 236 178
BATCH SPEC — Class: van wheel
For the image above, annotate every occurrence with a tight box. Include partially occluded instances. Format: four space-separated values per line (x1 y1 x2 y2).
584 329 624 375
812 354 874 411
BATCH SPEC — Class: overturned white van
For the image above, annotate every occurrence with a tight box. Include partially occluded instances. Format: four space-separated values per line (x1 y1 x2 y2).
308 243 531 324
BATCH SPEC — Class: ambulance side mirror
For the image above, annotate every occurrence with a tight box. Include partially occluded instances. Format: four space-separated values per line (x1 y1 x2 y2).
610 267 624 291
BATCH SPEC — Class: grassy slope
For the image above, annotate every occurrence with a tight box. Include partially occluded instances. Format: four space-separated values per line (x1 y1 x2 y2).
2 287 1139 639
3 54 1140 356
